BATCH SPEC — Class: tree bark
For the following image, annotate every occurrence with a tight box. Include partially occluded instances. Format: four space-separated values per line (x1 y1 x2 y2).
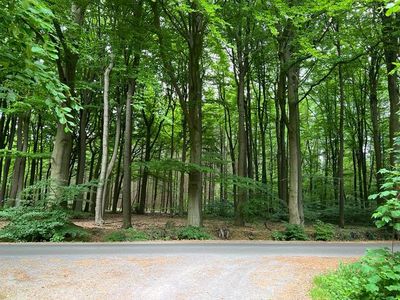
286 23 303 225
178 116 187 216
369 52 383 204
122 81 134 228
186 4 205 227
235 54 248 226
9 116 26 206
276 34 288 205
138 117 152 214
50 2 85 204
336 22 345 228
74 104 88 211
95 58 113 225
103 108 121 210
382 13 400 166
0 117 15 206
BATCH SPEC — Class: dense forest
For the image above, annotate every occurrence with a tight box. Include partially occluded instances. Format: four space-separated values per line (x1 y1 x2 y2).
0 0 399 229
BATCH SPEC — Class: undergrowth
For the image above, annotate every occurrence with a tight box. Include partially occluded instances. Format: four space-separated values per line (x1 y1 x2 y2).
311 248 400 300
177 226 213 240
104 228 149 242
272 223 309 241
314 220 335 241
0 207 88 242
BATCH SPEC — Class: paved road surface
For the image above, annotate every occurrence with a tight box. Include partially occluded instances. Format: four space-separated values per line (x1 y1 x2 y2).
1 241 397 257
0 242 398 300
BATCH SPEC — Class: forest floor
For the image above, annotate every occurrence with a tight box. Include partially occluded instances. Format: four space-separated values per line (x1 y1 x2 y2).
71 213 391 242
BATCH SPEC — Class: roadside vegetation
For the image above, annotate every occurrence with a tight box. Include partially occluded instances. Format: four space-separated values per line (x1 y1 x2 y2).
311 137 400 299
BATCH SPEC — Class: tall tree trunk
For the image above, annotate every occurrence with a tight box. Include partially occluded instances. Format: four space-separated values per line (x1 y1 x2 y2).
287 68 302 225
28 116 40 189
103 108 121 212
286 21 303 225
122 81 134 228
276 34 288 205
222 94 237 208
0 113 8 197
0 116 13 206
74 105 88 211
382 13 400 166
235 58 248 226
167 103 175 213
9 115 29 206
152 1 204 225
245 71 254 181
336 22 345 228
50 3 85 204
186 4 205 227
138 125 151 214
369 52 383 203
95 58 113 225
178 116 187 216
85 145 96 212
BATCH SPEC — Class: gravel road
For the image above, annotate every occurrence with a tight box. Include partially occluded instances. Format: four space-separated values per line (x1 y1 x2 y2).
0 241 397 300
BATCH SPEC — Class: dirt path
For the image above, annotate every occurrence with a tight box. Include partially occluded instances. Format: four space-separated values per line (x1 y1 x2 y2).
0 252 355 300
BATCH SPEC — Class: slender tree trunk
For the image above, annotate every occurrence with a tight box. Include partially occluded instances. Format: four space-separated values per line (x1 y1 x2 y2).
122 81 134 228
168 104 175 213
85 143 96 212
245 71 254 181
369 52 383 203
90 150 102 213
112 133 124 213
276 35 288 205
95 58 113 225
138 126 151 214
0 114 8 198
235 63 248 226
178 117 187 216
287 66 302 225
336 22 345 228
103 108 121 211
9 115 29 206
382 13 400 166
74 106 88 211
223 99 237 208
352 149 357 203
29 116 41 188
0 121 15 204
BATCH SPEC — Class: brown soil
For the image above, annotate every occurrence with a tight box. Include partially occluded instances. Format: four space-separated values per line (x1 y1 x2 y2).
0 212 388 242
72 213 287 242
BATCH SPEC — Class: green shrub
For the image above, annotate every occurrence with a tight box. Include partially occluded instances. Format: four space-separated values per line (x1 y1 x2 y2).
271 230 286 241
177 226 213 240
104 228 149 242
314 220 335 241
311 249 400 300
284 224 309 240
0 207 88 242
272 223 309 241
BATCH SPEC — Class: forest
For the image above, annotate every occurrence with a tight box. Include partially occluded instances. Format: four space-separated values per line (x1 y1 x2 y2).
0 0 399 236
